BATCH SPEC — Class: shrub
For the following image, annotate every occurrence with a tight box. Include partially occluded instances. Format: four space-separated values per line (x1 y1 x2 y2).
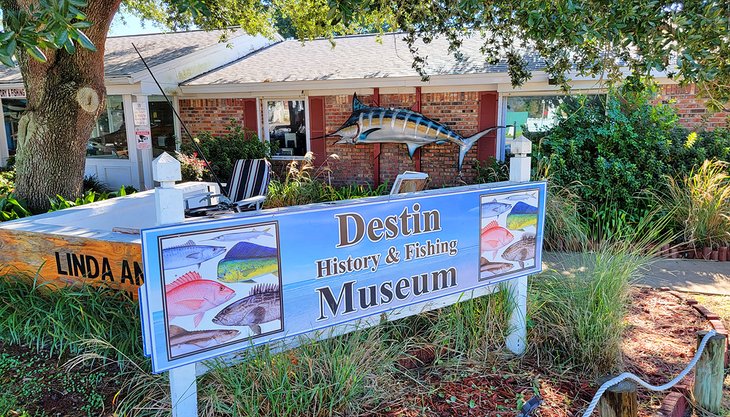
661 159 730 248
473 157 509 183
48 186 134 212
180 120 277 182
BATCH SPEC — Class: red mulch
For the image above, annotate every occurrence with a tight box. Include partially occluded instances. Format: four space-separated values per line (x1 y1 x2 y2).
371 288 708 417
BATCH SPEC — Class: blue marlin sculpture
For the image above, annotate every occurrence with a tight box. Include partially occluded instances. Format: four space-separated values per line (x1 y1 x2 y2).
329 94 504 171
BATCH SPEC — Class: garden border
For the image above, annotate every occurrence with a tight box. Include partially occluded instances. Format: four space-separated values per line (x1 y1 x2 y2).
655 287 728 417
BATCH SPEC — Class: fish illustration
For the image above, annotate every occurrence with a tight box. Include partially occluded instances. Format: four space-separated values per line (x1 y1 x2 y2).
480 257 514 275
502 234 537 268
213 283 281 335
162 240 226 270
506 202 538 230
166 271 236 327
217 242 279 282
506 192 537 201
169 325 240 349
480 220 514 259
329 94 504 171
205 228 273 243
481 199 512 218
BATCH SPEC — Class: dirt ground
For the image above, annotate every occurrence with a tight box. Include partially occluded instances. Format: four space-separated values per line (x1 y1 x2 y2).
376 288 714 417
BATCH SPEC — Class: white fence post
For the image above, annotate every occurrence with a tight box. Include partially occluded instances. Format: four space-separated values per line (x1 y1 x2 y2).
505 135 532 355
152 152 197 417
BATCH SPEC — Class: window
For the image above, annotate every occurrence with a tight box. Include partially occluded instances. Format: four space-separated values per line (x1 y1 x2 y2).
264 99 307 157
149 96 177 157
2 98 27 156
87 95 128 159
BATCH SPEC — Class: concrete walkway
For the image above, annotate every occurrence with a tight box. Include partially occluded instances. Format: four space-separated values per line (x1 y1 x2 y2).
543 253 730 296
635 258 730 296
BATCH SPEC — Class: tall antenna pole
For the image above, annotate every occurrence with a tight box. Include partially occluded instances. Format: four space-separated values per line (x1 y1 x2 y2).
132 43 228 199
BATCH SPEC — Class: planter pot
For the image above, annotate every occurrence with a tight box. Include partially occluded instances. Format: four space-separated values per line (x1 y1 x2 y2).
719 247 728 262
670 248 679 259
685 248 695 259
711 250 719 261
660 244 670 258
702 247 712 260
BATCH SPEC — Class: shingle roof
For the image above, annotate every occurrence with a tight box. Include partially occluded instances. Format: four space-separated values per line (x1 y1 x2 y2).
183 33 547 86
0 29 243 84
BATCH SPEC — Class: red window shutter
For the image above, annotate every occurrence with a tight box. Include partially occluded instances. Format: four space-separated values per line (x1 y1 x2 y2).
478 92 499 161
242 99 259 140
308 96 326 166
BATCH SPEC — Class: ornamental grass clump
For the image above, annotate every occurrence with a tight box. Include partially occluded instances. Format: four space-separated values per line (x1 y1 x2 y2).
662 159 730 248
529 212 671 375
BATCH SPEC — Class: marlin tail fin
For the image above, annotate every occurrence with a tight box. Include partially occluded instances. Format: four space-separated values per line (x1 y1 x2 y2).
457 126 504 172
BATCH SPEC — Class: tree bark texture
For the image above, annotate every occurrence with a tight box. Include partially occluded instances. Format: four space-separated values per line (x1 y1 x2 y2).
7 0 121 213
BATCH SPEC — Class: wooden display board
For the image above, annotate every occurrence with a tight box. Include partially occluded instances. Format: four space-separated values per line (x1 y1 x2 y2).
0 228 143 294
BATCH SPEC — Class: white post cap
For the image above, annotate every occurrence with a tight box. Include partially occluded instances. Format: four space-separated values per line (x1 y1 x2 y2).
512 135 532 157
152 152 182 183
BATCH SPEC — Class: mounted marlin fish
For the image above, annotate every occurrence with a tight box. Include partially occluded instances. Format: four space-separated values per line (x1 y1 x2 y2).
329 94 504 171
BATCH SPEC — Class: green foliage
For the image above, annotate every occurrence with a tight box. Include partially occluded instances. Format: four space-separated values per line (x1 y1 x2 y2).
0 170 15 195
82 175 110 193
473 157 509 183
180 120 277 182
0 276 142 361
537 85 729 226
0 193 30 221
661 160 730 247
48 186 133 212
265 153 388 208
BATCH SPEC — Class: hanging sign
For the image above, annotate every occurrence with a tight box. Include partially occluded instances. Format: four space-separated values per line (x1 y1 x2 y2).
139 181 547 372
135 128 152 150
133 102 149 126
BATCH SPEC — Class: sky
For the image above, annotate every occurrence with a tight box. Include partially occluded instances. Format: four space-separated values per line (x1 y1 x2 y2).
108 12 169 37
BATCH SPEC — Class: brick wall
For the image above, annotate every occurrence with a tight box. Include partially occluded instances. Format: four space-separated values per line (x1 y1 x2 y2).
323 92 484 187
178 98 252 137
658 85 729 130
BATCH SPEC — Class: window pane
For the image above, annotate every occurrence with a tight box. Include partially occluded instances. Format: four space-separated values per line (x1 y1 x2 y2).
2 98 27 156
87 95 128 159
505 96 563 139
149 96 177 157
267 100 306 157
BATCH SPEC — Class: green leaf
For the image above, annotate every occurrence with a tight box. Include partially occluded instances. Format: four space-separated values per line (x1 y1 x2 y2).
26 45 47 62
0 54 15 67
74 30 96 51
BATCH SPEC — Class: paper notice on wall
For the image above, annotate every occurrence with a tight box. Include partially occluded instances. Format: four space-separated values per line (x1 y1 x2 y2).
133 102 149 126
135 128 151 150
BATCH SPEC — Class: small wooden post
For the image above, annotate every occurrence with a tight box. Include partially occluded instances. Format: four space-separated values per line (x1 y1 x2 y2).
597 380 638 417
692 331 726 415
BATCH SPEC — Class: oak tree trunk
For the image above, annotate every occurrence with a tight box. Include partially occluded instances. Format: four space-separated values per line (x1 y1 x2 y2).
8 0 121 213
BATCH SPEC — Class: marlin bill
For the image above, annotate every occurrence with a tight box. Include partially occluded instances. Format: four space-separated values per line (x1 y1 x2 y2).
329 94 503 171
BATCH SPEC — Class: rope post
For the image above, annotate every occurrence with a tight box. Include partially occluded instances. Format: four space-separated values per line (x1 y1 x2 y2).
597 380 638 417
505 134 532 355
152 153 198 417
692 330 726 415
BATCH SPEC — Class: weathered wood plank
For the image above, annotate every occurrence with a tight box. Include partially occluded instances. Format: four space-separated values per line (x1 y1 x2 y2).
598 379 638 417
693 331 726 415
0 228 143 295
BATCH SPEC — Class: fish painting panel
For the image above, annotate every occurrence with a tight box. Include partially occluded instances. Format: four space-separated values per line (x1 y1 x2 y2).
213 283 282 336
165 271 236 327
480 220 514 259
217 242 279 282
169 325 240 350
506 202 538 230
502 234 537 268
162 240 226 270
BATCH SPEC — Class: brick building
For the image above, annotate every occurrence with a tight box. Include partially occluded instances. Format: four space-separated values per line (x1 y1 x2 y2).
0 30 726 190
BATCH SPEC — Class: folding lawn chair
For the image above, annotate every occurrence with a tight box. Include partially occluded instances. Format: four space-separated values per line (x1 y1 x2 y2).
185 159 271 217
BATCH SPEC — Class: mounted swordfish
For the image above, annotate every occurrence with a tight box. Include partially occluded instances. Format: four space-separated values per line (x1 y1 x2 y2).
328 94 504 171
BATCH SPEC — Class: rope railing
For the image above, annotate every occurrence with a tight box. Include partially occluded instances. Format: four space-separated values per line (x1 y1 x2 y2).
580 329 718 417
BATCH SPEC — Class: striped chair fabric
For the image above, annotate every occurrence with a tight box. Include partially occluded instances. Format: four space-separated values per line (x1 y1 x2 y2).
227 159 271 206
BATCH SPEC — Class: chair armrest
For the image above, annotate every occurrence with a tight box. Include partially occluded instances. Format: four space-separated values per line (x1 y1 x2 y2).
233 195 267 211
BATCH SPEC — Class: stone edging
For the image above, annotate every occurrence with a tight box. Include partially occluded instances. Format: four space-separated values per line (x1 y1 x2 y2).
655 288 728 417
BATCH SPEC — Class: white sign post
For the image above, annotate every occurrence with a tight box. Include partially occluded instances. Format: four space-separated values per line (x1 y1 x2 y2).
151 153 197 417
505 134 533 355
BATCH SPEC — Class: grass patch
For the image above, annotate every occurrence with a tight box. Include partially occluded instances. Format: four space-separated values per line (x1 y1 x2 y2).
0 274 141 360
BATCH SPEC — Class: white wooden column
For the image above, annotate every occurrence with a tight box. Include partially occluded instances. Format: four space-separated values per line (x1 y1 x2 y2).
133 94 154 190
505 135 532 355
152 153 197 417
0 99 8 167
